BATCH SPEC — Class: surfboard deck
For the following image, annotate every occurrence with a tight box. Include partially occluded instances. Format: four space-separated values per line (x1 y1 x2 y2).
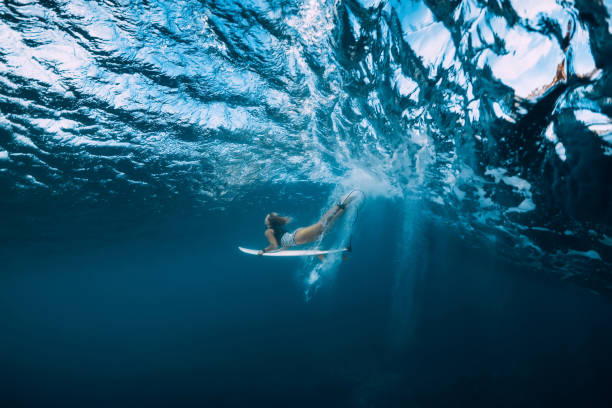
239 247 349 257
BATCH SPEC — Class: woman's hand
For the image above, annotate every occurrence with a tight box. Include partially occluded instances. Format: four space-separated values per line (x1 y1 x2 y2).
257 249 264 256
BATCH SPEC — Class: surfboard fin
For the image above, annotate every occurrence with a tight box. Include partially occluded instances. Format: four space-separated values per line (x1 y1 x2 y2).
317 254 325 261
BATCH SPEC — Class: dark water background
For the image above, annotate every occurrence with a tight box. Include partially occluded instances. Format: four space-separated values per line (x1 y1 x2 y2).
2 185 612 407
1 0 612 406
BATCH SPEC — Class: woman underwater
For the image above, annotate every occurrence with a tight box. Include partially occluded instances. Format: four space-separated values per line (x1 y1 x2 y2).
258 191 359 255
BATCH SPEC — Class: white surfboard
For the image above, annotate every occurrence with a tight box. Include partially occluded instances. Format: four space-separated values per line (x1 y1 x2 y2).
238 246 349 257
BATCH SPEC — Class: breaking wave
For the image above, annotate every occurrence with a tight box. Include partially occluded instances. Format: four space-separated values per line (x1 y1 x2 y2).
1 0 610 293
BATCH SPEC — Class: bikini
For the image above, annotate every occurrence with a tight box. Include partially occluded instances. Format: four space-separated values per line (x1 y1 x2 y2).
269 225 296 248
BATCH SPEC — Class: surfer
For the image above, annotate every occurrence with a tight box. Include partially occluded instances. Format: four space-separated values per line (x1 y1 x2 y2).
258 193 356 255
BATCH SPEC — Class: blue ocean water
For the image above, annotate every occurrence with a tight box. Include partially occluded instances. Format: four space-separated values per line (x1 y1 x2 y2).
1 0 611 406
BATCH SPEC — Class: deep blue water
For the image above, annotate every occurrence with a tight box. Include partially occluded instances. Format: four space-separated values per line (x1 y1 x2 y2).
2 186 612 406
1 0 612 406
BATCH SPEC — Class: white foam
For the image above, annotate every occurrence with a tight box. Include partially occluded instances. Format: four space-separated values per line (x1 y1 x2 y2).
554 142 567 161
574 109 612 142
0 151 8 161
356 0 383 8
510 0 562 21
392 0 434 32
25 174 46 188
403 22 456 78
507 198 536 213
431 195 444 205
468 100 480 122
544 122 557 142
454 0 483 24
347 7 361 38
492 102 516 123
391 0 456 78
485 168 535 213
567 249 602 261
571 22 597 77
501 175 531 191
302 168 392 299
307 270 320 285
338 167 401 199
575 109 609 125
454 186 466 201
488 26 563 98
14 135 38 149
393 67 418 98
476 187 494 208
484 167 506 183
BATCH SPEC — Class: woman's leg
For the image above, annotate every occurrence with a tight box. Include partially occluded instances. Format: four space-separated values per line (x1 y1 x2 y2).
320 204 345 229
293 224 323 245
293 204 345 245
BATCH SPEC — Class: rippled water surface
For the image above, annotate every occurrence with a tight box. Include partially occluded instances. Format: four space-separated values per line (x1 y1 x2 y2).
1 0 612 406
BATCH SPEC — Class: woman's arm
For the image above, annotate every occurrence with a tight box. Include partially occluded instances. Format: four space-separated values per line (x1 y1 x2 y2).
258 229 279 255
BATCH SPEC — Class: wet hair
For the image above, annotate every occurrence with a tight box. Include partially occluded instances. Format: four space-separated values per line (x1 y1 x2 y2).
266 212 289 228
